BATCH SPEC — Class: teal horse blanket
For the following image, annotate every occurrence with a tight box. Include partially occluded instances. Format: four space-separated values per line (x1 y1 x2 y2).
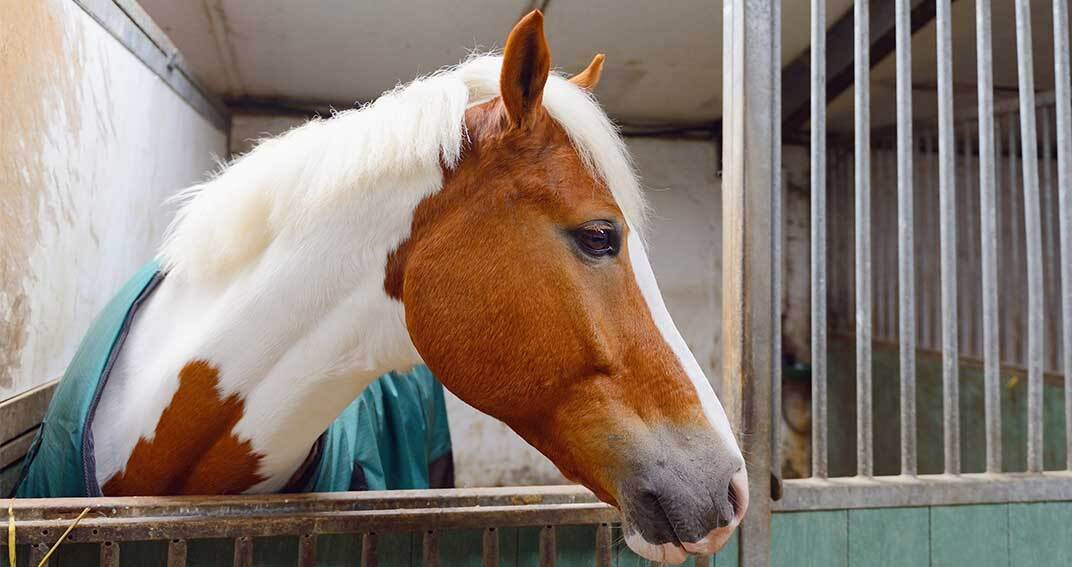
14 262 453 497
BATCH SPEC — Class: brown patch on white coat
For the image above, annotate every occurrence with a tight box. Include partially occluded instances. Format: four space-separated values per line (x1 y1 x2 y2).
103 360 265 495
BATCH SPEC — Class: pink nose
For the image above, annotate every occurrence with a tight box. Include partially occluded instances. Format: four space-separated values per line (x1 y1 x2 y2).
680 469 749 556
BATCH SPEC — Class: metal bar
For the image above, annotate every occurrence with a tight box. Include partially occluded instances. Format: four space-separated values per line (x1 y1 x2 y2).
1014 0 1046 473
722 0 776 564
771 0 784 489
298 533 316 567
482 527 499 567
4 501 621 542
781 0 942 132
1054 0 1072 472
810 0 830 481
5 503 620 545
422 530 438 567
937 0 961 476
776 472 1072 510
976 0 1003 473
538 525 555 567
2 485 608 520
167 539 188 567
233 536 252 567
69 0 230 131
100 541 120 567
896 0 918 477
855 0 875 479
595 523 612 567
362 533 378 567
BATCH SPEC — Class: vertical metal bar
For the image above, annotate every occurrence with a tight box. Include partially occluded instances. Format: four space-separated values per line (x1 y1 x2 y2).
937 0 961 476
810 0 829 481
976 0 1002 473
771 0 784 487
722 0 775 562
298 534 316 567
1054 0 1072 472
362 532 379 567
167 539 188 567
1014 0 1046 473
482 527 499 567
595 524 612 567
896 0 917 477
538 526 555 567
100 541 120 567
233 536 253 567
854 0 874 478
422 530 438 567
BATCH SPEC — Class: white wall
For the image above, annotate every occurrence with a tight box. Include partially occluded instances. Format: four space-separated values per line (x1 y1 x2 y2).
0 1 228 399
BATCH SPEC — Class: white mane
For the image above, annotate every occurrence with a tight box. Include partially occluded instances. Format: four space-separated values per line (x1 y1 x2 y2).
160 54 648 281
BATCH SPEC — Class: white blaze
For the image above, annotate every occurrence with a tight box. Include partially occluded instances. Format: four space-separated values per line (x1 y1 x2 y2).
626 231 742 459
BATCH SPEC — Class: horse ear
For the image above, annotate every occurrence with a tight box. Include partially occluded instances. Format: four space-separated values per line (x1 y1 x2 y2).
500 10 551 128
569 54 605 92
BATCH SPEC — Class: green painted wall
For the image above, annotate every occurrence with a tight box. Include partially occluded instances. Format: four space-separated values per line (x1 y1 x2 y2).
822 338 1068 477
773 503 1072 567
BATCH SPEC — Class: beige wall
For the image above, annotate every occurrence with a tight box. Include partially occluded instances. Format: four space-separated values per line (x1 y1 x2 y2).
0 1 227 399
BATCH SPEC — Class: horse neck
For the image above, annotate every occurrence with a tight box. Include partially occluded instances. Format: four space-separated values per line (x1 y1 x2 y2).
92 174 436 494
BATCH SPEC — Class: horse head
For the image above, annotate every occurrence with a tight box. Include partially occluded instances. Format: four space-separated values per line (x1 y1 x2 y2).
387 11 748 562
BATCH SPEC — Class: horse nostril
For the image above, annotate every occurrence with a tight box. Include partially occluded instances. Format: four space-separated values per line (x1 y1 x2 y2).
727 479 742 519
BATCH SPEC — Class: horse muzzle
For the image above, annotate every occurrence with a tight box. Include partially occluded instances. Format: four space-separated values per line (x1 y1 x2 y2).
615 430 748 564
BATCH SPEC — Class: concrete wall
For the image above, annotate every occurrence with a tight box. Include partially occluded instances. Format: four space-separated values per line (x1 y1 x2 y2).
0 1 228 399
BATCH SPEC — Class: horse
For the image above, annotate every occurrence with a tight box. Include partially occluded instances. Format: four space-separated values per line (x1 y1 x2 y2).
15 11 747 563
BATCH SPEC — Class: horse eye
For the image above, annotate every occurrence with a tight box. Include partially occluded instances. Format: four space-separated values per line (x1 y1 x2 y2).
572 221 619 257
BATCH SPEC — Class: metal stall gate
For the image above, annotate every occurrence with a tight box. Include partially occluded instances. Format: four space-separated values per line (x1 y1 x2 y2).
726 0 1072 564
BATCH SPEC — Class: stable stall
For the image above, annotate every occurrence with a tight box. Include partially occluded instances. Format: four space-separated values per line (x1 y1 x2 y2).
4 0 1072 565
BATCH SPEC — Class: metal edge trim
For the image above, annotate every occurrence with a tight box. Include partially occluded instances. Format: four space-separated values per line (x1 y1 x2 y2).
69 0 231 132
776 473 1072 511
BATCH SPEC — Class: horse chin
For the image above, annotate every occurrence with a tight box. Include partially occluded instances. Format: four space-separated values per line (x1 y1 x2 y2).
620 517 739 565
621 525 689 564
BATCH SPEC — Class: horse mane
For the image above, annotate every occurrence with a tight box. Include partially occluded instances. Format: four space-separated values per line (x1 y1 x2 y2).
159 54 648 281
